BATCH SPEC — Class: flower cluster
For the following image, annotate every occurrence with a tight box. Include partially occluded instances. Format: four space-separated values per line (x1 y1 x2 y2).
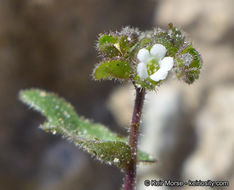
93 24 202 90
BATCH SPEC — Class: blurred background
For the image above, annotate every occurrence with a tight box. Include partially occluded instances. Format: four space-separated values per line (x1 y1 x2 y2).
0 0 233 190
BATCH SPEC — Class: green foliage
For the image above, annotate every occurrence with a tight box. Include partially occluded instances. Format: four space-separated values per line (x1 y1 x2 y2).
175 46 202 84
154 28 179 57
99 34 119 47
168 23 185 48
100 44 121 58
19 89 155 169
95 28 141 82
138 38 153 49
119 35 135 56
93 59 131 80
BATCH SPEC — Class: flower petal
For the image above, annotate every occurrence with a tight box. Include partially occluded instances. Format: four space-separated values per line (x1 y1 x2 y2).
150 68 168 82
137 48 150 63
150 44 167 60
137 62 148 79
159 57 174 71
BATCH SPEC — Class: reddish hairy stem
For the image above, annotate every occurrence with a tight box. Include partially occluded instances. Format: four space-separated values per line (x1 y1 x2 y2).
124 87 146 190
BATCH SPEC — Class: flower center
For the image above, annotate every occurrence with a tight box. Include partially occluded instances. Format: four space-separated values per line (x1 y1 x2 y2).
146 58 160 76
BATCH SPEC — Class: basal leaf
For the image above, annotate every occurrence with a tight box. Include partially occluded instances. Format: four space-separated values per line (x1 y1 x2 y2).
19 89 155 169
93 59 131 80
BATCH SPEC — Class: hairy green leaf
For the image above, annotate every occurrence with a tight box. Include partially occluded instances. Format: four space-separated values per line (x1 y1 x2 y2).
19 89 155 169
168 24 185 48
175 47 202 84
100 43 121 58
154 29 178 56
93 59 131 80
119 35 131 55
99 34 119 47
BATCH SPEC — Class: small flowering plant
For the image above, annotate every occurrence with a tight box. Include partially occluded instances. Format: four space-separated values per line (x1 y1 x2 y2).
93 24 202 90
19 24 202 190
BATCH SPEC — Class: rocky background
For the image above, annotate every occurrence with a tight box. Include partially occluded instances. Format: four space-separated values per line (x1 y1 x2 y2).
0 0 233 190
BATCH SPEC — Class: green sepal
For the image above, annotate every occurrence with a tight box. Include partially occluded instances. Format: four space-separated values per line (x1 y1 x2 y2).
19 89 156 169
93 59 131 80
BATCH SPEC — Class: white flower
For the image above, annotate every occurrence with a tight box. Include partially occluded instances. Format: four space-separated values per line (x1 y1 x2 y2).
137 44 174 82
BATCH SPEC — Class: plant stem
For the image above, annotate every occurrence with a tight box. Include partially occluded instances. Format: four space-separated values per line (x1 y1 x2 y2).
124 87 146 190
